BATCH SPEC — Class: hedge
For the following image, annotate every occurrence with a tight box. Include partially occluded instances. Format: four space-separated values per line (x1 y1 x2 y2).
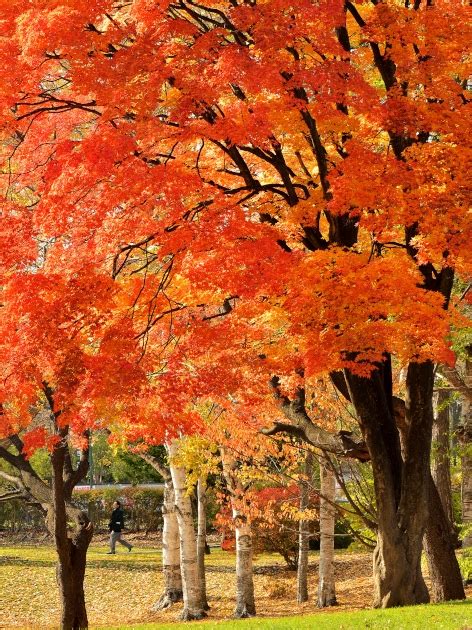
0 486 164 533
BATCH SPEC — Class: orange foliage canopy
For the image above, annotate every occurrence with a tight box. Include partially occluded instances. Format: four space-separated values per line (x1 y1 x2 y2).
0 0 470 445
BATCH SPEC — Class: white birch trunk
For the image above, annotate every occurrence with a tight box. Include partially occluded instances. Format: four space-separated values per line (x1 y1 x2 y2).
318 460 337 607
221 449 256 618
136 451 183 610
167 442 206 620
197 476 209 610
153 475 183 610
297 451 312 603
234 512 256 617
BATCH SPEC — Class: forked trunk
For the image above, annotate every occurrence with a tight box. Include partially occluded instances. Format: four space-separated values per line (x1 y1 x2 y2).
55 513 94 630
395 392 465 602
296 452 312 604
167 442 206 621
345 361 431 607
153 476 183 610
221 449 256 618
317 460 337 607
197 477 210 610
51 441 93 630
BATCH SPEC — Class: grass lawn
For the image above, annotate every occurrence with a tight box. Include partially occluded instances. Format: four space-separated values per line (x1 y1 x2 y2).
99 601 472 630
0 541 470 628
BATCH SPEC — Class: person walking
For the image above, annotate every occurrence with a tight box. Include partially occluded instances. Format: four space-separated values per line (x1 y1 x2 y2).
107 500 133 554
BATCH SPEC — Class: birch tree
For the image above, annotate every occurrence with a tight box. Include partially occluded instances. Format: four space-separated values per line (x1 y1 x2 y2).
221 448 256 618
297 451 313 604
167 441 206 620
318 460 337 608
138 452 183 610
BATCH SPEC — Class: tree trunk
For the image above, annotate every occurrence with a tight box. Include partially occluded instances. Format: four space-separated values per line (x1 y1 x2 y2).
318 460 337 607
344 361 431 607
233 513 256 618
167 442 206 621
51 440 93 630
221 449 256 618
432 390 453 523
276 357 461 607
297 451 312 603
423 473 465 601
423 390 465 601
197 476 210 610
460 354 472 547
461 407 472 548
394 394 465 602
153 475 183 610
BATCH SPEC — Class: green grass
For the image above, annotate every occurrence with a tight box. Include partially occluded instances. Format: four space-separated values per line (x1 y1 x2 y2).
99 601 472 630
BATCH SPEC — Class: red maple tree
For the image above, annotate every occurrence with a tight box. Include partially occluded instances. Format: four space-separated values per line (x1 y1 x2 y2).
0 0 470 618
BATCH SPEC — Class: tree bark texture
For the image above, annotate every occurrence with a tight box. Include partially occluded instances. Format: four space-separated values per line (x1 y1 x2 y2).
344 361 432 607
460 354 472 547
221 449 256 618
138 453 184 611
423 474 465 601
51 438 93 630
197 477 210 610
154 475 183 610
318 460 337 607
296 452 312 604
394 395 465 602
432 390 453 524
167 442 206 621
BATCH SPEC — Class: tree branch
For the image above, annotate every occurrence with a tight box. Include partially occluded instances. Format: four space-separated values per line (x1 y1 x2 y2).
436 365 472 404
265 377 369 461
138 451 171 482
0 489 25 502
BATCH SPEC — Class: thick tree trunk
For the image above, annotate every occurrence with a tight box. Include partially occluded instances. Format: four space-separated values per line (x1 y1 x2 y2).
318 460 337 607
394 394 465 602
275 357 462 606
197 477 210 610
345 361 431 607
167 442 206 621
432 390 453 523
221 449 256 618
423 474 465 601
51 440 93 630
423 390 465 601
296 452 312 604
153 476 183 610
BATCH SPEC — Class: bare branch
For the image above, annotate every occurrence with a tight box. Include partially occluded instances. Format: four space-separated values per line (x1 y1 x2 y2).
266 376 369 461
0 490 25 502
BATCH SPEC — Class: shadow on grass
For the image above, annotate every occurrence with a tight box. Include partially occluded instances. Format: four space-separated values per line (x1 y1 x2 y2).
0 555 161 572
0 556 55 568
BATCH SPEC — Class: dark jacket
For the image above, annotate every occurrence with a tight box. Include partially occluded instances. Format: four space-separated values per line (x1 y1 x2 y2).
109 508 125 533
